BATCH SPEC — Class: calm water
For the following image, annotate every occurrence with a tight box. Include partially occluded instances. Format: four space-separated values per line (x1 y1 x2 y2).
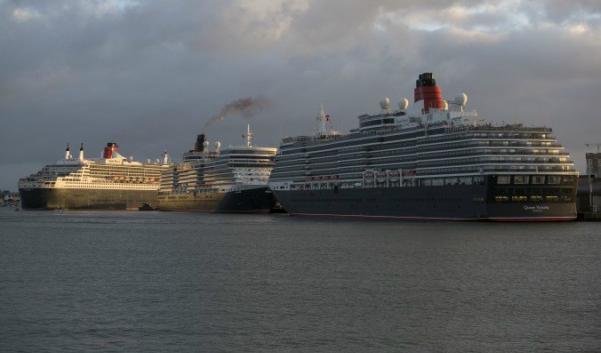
0 208 600 353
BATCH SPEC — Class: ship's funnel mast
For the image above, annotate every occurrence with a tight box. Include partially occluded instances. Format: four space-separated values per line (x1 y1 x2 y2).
103 143 118 159
414 72 445 113
79 143 84 161
194 134 206 152
65 144 72 160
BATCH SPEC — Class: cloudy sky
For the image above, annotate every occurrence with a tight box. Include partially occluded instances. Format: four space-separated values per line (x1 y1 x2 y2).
1 0 600 189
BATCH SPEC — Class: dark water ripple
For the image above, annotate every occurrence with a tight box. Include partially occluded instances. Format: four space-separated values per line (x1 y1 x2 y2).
0 208 600 352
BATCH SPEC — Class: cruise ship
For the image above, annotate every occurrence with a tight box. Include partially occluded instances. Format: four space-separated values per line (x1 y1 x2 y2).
157 125 278 212
269 73 578 221
19 143 169 210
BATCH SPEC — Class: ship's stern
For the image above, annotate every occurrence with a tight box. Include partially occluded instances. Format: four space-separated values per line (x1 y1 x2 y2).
19 188 54 209
485 175 578 221
486 202 577 221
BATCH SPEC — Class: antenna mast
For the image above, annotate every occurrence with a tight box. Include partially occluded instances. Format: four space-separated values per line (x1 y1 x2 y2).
317 105 328 136
245 124 253 148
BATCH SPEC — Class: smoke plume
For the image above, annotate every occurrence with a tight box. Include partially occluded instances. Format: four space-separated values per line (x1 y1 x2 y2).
202 96 271 132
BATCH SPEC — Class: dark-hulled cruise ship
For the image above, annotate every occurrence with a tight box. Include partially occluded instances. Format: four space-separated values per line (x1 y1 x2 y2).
269 73 578 221
19 143 169 210
157 125 278 212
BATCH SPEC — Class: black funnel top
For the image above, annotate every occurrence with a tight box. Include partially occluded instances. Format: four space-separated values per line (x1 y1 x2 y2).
416 72 436 87
194 134 205 152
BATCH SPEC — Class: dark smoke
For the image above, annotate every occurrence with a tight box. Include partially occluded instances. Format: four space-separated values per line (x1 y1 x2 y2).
202 96 271 132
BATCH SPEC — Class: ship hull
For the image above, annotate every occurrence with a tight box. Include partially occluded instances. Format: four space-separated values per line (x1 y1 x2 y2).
157 187 275 213
273 185 577 221
19 188 159 210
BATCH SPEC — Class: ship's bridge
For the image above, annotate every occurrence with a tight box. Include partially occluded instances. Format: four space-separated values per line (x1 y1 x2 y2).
357 112 404 130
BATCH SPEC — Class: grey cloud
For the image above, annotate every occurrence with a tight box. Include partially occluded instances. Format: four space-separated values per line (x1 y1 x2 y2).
539 0 601 22
1 0 600 189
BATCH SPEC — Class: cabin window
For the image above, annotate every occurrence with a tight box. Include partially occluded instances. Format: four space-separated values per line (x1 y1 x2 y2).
473 176 484 185
361 119 384 127
495 196 509 202
512 195 528 202
514 176 529 185
497 176 511 185
562 176 575 184
459 177 472 185
531 175 545 185
431 179 444 186
445 178 458 185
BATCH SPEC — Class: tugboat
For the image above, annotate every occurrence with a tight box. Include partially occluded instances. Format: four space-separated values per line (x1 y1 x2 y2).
138 203 156 211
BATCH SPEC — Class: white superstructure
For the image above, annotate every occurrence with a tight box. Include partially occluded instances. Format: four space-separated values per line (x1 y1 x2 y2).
159 127 277 195
19 143 169 191
269 73 576 195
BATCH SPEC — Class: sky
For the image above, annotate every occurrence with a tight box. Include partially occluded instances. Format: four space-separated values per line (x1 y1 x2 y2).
1 0 600 190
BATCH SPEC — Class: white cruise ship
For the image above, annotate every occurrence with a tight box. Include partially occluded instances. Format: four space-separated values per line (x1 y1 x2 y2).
19 143 169 210
157 125 278 212
269 73 578 221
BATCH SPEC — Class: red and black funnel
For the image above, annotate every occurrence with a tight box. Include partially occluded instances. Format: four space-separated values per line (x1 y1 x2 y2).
103 142 118 159
414 73 445 113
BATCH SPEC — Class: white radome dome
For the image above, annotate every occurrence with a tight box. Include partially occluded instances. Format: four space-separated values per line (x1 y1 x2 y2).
442 99 449 111
398 97 409 110
455 92 468 107
380 97 392 111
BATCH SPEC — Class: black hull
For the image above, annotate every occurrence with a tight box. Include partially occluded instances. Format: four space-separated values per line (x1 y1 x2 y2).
273 185 577 221
19 188 158 210
157 187 275 213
